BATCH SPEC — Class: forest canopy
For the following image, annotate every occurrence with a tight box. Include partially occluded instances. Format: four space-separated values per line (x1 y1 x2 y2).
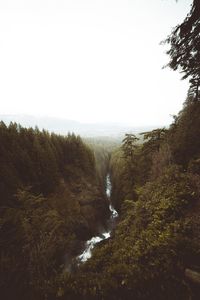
1 0 200 299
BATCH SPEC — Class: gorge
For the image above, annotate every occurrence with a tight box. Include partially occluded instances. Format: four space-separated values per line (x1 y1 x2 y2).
77 174 118 263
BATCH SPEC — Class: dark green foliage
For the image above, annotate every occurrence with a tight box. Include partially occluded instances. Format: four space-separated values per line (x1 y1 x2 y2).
141 128 168 154
0 122 95 204
2 1 200 298
2 99 200 300
109 148 138 211
168 97 200 168
165 0 200 99
84 137 118 189
122 133 139 159
0 122 109 300
67 96 200 299
0 189 73 300
61 166 200 300
108 134 139 211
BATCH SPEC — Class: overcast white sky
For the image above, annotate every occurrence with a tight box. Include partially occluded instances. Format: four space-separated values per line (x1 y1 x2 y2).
0 0 192 126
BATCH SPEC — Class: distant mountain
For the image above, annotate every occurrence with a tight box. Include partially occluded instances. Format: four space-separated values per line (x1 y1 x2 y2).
0 114 163 138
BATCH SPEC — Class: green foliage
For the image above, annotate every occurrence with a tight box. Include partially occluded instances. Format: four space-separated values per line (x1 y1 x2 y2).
0 122 96 204
168 98 200 168
63 166 200 300
0 122 109 300
165 0 200 99
141 128 168 154
65 95 200 299
0 189 71 299
122 133 139 160
84 137 118 188
109 148 138 211
1 2 200 298
2 75 200 300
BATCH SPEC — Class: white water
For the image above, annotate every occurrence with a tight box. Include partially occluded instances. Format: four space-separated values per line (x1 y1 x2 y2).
77 174 118 263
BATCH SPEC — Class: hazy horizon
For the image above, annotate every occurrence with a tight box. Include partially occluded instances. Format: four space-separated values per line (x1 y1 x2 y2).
0 113 163 138
0 0 192 126
0 112 166 127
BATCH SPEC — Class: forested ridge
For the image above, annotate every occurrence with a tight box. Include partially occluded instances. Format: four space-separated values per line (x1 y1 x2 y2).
1 0 200 299
0 122 109 299
2 98 200 300
43 94 198 300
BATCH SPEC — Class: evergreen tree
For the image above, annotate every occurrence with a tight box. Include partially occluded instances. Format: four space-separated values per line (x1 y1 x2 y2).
165 0 200 99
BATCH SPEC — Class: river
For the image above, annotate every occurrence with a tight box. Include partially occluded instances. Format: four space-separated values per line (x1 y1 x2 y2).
76 174 118 263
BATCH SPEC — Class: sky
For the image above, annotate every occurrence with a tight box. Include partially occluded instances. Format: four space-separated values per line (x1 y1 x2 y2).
0 0 193 126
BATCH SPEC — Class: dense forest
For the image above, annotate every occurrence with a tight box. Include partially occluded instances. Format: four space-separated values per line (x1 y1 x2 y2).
2 99 200 299
1 0 200 299
0 123 110 299
71 95 200 300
